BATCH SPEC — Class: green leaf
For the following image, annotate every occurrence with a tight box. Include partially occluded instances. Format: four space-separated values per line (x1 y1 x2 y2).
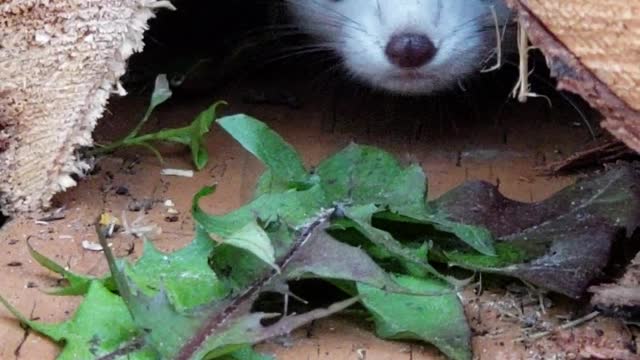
223 220 279 272
195 298 359 360
316 144 420 206
427 217 495 256
281 215 412 293
27 240 108 295
25 225 227 312
220 346 274 360
127 74 173 139
161 102 225 170
189 104 219 170
374 211 496 257
316 144 495 256
92 76 222 171
8 114 496 360
124 226 229 311
358 275 471 360
193 184 326 239
343 204 445 280
440 242 531 269
0 281 157 359
149 74 173 111
102 209 359 360
218 114 309 190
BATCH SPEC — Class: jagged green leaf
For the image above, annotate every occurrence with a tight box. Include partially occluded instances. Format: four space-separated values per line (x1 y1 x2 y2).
358 275 471 360
26 240 108 295
159 102 225 170
341 204 444 279
103 209 360 360
316 144 495 256
124 227 228 311
217 114 309 190
94 75 222 170
221 221 278 272
0 281 156 359
193 184 326 239
125 74 173 140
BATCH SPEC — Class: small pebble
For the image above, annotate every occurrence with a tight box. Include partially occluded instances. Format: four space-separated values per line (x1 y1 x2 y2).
82 240 104 251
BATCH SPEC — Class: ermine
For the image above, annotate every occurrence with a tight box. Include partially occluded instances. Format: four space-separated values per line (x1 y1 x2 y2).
285 0 514 95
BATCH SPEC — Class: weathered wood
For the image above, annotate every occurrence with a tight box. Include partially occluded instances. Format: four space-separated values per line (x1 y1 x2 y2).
509 0 640 153
0 0 173 214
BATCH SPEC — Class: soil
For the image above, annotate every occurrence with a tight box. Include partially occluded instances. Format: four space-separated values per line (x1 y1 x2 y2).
1 72 638 359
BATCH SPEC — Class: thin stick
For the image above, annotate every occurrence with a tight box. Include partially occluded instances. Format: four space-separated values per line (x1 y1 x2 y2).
481 6 504 73
513 20 530 102
515 311 600 342
510 19 555 108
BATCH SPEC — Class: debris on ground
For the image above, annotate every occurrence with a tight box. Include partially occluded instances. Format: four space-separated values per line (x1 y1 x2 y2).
541 138 639 174
81 240 104 252
161 168 195 178
590 251 640 319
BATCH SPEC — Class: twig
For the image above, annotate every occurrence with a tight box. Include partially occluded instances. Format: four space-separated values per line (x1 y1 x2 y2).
13 302 37 357
481 5 507 73
513 20 529 102
521 280 548 315
510 20 552 106
539 139 635 174
502 60 596 140
515 311 600 342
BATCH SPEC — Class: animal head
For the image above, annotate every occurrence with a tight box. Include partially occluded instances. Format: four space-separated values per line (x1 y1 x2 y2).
286 0 513 94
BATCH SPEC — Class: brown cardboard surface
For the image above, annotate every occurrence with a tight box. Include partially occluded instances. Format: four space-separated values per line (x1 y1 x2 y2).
0 79 636 359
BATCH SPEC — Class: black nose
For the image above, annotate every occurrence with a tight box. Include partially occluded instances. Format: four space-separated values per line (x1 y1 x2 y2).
385 33 437 68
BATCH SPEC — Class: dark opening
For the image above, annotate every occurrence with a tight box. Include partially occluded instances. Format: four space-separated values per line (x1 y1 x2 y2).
0 213 7 230
121 0 595 125
93 0 613 193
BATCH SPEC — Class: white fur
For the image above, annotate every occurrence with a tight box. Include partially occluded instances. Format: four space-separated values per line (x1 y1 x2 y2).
286 0 513 94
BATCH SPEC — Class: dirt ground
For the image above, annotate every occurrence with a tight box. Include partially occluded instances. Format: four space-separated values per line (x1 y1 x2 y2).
1 74 638 359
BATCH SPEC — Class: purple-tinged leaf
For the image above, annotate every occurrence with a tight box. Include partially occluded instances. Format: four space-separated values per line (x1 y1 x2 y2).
430 163 640 298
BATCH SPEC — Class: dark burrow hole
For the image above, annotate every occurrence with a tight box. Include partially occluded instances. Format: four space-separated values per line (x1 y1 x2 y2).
252 279 357 326
121 0 598 136
0 213 7 230
123 0 307 95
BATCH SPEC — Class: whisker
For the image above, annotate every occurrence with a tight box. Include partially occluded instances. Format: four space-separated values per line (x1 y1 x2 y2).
259 47 337 66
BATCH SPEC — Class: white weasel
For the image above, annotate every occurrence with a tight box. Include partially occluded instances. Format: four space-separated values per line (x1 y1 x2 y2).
286 0 513 95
